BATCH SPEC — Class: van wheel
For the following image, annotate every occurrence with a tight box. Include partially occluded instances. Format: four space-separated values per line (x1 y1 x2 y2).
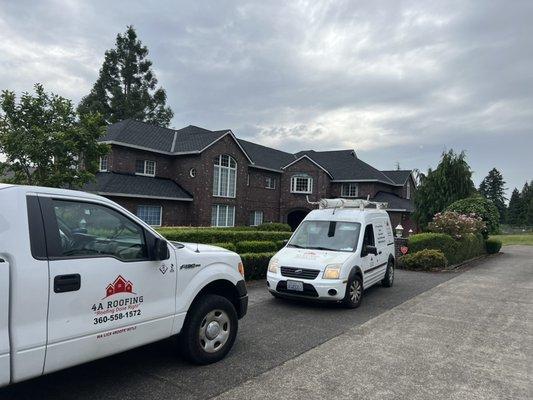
179 294 238 364
343 275 363 308
381 260 394 288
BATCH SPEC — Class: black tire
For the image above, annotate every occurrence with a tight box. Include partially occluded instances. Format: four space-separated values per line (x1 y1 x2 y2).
381 259 394 288
342 274 363 308
179 294 238 365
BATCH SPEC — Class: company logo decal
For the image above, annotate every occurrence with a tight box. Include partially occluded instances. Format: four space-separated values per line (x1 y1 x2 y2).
105 275 134 298
91 275 143 327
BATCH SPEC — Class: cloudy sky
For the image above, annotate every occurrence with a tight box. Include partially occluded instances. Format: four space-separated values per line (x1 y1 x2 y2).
1 0 532 195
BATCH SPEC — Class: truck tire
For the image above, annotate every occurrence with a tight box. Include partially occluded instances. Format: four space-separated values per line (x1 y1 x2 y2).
179 294 238 365
342 274 363 308
381 259 394 288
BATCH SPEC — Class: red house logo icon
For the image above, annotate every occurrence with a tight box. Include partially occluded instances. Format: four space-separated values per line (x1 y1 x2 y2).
105 275 134 298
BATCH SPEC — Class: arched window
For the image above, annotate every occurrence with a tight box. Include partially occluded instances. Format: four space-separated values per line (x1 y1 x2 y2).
213 155 237 197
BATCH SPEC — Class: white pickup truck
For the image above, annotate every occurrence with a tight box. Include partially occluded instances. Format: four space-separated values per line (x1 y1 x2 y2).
0 184 248 387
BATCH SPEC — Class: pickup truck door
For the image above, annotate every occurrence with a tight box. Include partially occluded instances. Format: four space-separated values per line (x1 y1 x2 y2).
0 258 9 386
39 196 176 374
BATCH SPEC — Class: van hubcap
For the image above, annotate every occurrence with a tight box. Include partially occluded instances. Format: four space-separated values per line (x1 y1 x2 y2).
349 280 362 303
199 309 230 353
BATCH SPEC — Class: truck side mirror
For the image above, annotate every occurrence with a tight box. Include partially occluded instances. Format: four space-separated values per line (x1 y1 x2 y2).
153 238 170 260
362 245 378 257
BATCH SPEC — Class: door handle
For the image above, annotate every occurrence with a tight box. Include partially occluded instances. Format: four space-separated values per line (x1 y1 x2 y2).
378 251 382 254
54 274 81 293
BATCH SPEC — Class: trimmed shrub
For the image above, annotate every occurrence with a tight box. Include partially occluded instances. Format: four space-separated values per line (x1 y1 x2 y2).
236 240 277 254
408 232 485 265
447 196 500 236
240 252 276 280
408 233 457 262
400 249 448 271
256 223 291 232
275 240 287 250
211 242 237 252
485 238 502 254
157 228 291 244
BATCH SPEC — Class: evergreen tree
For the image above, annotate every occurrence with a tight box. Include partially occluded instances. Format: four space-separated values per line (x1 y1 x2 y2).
507 188 524 226
414 150 476 228
0 84 108 188
478 168 506 222
78 26 173 127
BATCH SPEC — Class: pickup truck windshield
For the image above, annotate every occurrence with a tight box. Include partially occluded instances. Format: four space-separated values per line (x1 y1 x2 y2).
287 221 361 252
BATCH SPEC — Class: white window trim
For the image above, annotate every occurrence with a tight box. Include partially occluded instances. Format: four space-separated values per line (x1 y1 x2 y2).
99 155 108 172
341 183 359 197
250 210 264 226
290 175 313 194
213 155 237 198
406 182 411 200
266 177 276 189
137 205 162 227
211 204 235 227
135 160 156 177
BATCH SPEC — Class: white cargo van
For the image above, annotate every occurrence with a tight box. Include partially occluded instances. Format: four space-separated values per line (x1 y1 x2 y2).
267 198 395 308
0 184 248 387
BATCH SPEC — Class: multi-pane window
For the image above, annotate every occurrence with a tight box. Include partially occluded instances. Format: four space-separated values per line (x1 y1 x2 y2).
265 177 276 189
406 182 411 199
213 155 237 197
137 205 162 226
341 183 359 197
250 211 264 226
99 155 108 172
211 205 235 227
135 160 156 177
290 175 313 194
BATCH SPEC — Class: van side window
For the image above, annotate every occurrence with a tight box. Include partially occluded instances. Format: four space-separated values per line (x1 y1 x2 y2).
50 200 148 261
362 224 375 247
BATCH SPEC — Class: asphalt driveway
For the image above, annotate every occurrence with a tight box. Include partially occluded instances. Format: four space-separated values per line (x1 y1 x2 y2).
1 266 459 399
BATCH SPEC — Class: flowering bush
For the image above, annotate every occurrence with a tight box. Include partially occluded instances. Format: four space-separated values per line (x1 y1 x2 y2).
427 211 486 240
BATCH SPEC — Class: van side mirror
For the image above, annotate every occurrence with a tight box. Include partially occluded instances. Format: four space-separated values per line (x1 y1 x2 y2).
153 238 170 260
362 245 378 257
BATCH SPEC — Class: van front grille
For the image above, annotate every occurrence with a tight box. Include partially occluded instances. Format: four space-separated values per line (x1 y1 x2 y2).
280 266 320 280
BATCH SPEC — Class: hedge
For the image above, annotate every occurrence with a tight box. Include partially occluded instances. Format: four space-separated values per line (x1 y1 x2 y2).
240 252 276 280
407 232 485 265
211 242 237 252
157 228 292 244
400 249 448 271
236 240 278 253
256 223 291 232
485 238 502 254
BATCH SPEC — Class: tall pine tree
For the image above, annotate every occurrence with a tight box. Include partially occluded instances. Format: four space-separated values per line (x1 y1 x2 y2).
507 188 524 226
78 26 173 127
479 168 506 222
414 150 475 228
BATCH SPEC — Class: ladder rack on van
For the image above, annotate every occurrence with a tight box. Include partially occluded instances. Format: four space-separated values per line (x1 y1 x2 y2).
316 198 388 210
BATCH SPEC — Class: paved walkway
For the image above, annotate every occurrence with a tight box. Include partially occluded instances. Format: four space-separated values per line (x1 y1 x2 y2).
216 246 533 400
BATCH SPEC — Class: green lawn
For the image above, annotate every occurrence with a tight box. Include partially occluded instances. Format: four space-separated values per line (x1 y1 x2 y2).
490 234 533 246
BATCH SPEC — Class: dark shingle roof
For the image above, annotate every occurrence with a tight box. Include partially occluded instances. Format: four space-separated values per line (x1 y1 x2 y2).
381 170 412 185
372 191 414 212
293 150 396 184
101 119 228 154
84 172 193 201
238 139 295 171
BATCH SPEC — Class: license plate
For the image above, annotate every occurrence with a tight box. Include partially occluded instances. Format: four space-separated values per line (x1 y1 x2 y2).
287 280 304 291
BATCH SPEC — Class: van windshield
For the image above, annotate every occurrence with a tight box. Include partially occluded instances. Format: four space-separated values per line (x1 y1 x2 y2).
287 221 361 252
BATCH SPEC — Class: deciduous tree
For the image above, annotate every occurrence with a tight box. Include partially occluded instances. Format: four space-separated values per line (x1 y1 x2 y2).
0 84 108 188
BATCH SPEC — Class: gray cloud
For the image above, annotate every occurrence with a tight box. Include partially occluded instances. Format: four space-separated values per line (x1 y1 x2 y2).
0 0 532 195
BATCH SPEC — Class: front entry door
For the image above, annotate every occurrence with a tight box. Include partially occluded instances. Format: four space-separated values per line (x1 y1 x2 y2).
40 196 176 374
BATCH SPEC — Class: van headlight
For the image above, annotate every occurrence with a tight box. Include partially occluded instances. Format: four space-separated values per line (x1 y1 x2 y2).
323 264 342 279
268 257 279 274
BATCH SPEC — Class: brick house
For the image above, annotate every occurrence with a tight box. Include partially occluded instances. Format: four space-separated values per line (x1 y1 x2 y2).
84 119 416 232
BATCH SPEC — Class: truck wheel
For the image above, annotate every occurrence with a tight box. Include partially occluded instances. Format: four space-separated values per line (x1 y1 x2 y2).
381 260 394 288
342 275 363 308
179 294 238 364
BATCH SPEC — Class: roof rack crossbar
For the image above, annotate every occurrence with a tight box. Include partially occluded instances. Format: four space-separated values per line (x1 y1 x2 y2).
317 198 388 210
